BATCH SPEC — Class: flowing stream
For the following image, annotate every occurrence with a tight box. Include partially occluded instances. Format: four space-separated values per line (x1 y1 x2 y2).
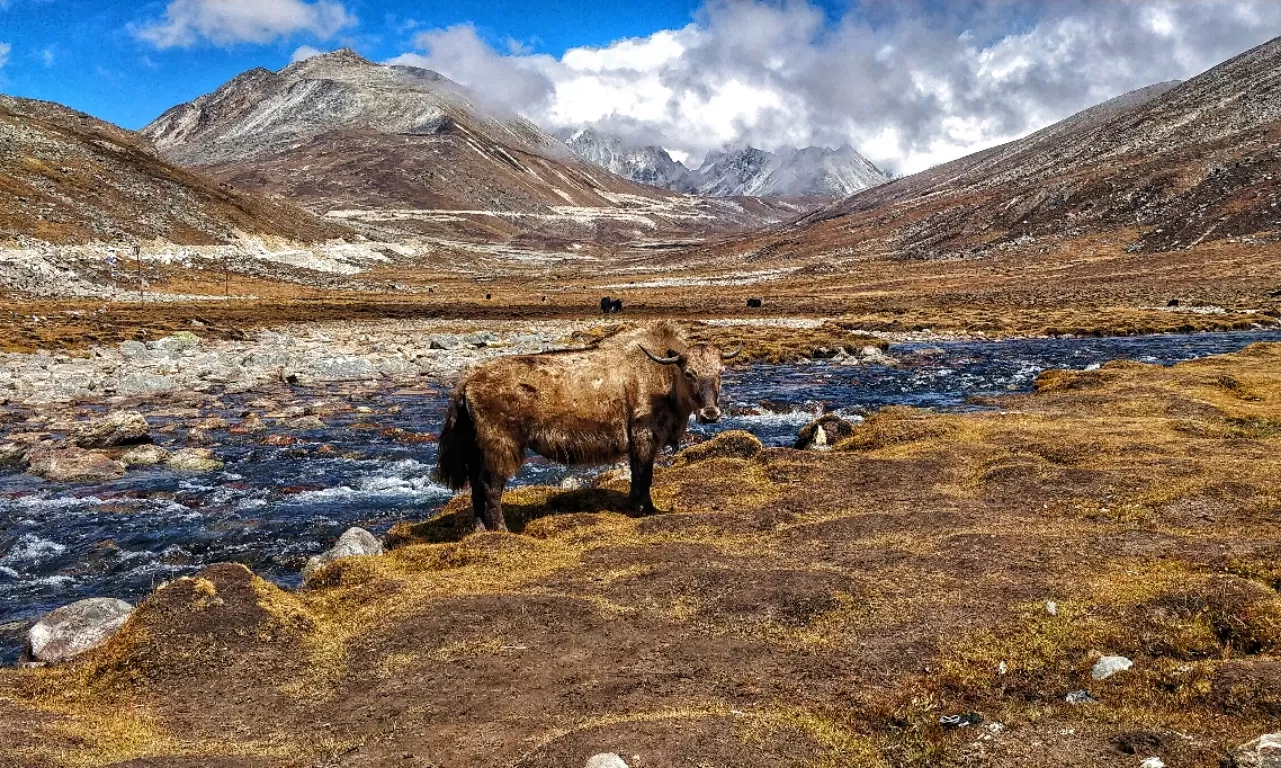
3 329 1280 660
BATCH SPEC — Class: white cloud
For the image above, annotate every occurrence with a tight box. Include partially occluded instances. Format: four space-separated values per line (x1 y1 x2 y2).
0 42 9 70
136 0 355 49
39 46 55 67
390 0 1281 175
290 45 325 63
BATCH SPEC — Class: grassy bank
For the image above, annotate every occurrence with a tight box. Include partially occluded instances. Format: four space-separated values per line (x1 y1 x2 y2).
3 343 1280 767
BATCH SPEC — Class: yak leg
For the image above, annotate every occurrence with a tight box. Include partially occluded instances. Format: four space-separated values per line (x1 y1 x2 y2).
627 431 659 514
480 472 509 532
466 469 509 533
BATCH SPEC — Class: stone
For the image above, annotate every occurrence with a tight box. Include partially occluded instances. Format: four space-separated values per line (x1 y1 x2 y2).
1225 734 1281 768
1092 655 1134 680
673 430 764 465
1065 690 1098 705
0 442 26 464
287 415 327 431
113 372 179 397
27 447 127 482
794 414 859 450
69 410 151 448
166 448 224 472
302 527 384 582
304 357 381 382
120 444 170 466
1140 758 1165 768
584 755 629 768
27 598 134 662
194 416 229 430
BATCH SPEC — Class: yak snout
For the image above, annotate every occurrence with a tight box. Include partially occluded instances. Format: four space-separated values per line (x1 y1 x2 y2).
696 405 723 424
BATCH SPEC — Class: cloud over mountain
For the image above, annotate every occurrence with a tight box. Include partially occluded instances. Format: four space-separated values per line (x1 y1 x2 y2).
387 0 1281 175
135 0 356 49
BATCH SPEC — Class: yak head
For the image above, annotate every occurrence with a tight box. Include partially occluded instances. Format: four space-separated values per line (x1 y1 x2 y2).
641 343 742 423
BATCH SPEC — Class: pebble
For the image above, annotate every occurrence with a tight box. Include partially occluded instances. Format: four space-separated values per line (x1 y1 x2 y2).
1065 690 1098 705
585 755 629 768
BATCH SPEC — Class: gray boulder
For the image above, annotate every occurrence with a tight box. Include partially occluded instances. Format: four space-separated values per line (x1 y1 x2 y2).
69 411 151 448
27 447 127 482
27 598 134 662
303 527 384 582
1091 655 1133 680
166 448 224 472
304 357 381 382
585 755 629 768
1226 734 1281 768
113 372 179 397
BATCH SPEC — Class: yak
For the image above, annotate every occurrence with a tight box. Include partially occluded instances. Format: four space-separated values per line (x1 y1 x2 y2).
747 298 763 308
600 297 623 314
435 323 740 533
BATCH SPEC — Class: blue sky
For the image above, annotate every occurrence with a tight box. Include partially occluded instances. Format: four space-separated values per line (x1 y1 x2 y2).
1 1 1278 173
0 0 718 129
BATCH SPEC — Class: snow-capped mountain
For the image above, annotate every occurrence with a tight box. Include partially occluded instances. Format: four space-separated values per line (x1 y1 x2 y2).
686 145 890 197
561 127 690 189
561 129 890 198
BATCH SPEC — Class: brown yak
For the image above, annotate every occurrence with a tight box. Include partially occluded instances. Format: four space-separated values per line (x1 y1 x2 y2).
435 323 740 532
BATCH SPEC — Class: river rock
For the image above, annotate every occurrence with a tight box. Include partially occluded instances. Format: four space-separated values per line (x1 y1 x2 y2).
69 411 151 448
302 527 384 582
794 414 859 450
304 357 381 382
1225 734 1281 768
27 447 127 482
1092 655 1133 680
27 598 134 662
673 430 763 465
167 448 224 472
585 755 629 768
112 372 179 397
120 444 170 466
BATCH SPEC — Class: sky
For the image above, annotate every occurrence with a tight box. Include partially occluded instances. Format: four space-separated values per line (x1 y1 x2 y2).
1 0 1279 174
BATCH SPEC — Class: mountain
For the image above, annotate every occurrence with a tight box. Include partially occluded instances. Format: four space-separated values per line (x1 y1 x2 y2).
0 95 345 246
142 50 798 242
683 145 889 197
561 129 889 198
561 127 690 189
682 33 1281 278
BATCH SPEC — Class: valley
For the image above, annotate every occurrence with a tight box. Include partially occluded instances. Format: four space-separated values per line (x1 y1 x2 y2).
2 18 1281 768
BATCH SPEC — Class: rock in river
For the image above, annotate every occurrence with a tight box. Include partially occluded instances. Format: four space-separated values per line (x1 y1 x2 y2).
27 598 134 663
27 447 127 482
166 448 224 472
69 410 151 449
303 527 384 582
121 444 170 466
1225 733 1281 768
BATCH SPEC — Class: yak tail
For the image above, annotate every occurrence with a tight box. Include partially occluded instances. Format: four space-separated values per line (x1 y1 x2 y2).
435 386 477 490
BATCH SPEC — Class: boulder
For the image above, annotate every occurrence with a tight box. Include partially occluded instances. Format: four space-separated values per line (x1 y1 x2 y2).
27 598 134 662
1225 734 1281 768
302 527 384 582
113 372 179 397
166 448 224 472
27 447 127 482
794 414 859 450
69 411 151 448
1092 655 1134 680
585 755 629 768
120 444 170 467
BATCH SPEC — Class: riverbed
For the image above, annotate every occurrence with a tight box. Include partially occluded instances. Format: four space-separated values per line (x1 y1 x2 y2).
2 329 1280 660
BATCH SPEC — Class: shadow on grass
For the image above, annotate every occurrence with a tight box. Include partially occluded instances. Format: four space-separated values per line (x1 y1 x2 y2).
388 488 646 546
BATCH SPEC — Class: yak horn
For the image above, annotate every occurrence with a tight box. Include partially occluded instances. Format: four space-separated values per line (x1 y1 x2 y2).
721 344 744 361
640 345 682 365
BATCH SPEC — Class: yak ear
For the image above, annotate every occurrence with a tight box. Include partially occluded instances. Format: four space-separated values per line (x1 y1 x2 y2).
639 345 683 365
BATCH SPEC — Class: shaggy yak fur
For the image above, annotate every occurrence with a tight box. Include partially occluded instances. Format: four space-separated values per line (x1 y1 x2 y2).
435 323 739 533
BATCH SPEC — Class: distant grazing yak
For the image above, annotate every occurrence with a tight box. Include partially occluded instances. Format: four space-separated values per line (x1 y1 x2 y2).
600 297 623 314
436 323 741 532
747 298 763 308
